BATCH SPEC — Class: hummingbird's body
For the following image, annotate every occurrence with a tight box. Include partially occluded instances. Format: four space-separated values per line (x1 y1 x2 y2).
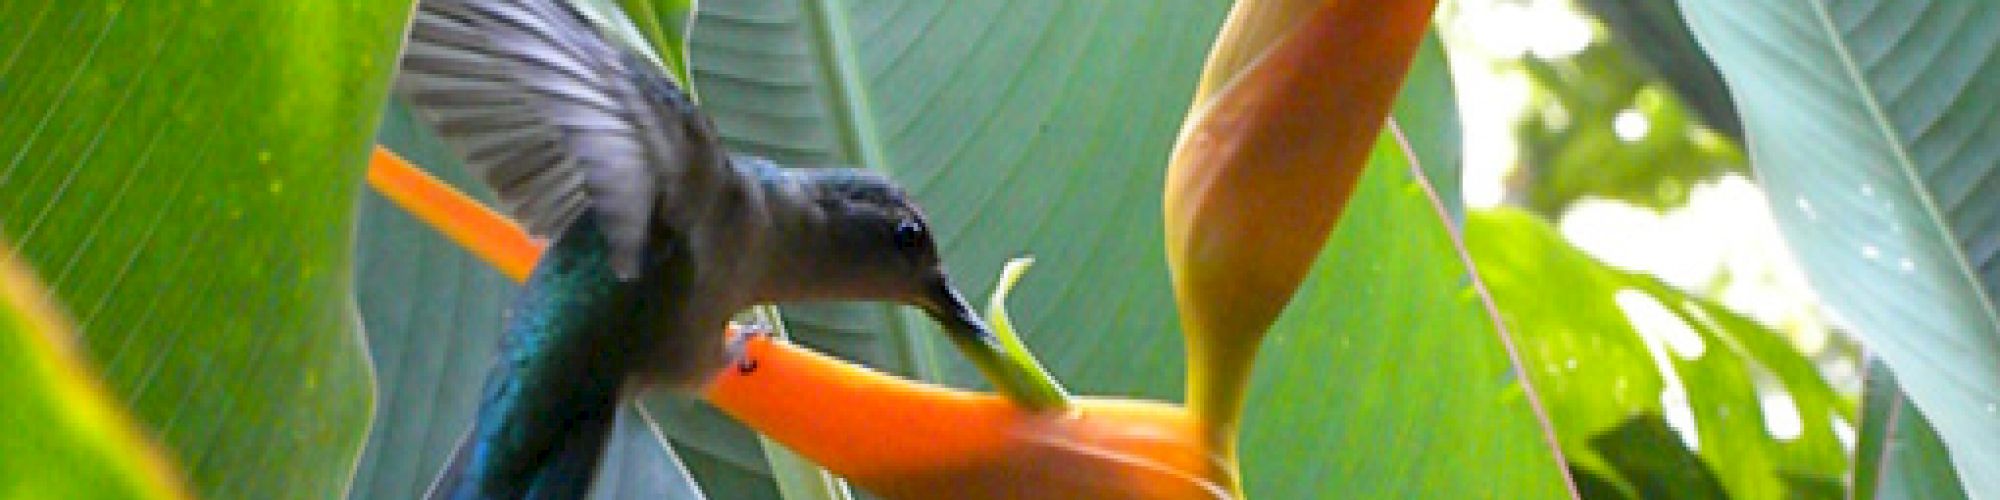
395 0 995 498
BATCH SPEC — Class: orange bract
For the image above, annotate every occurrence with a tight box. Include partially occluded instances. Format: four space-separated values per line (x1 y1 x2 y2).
1165 0 1438 465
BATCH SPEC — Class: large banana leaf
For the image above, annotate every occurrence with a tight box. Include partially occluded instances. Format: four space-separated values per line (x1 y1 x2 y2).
1679 1 2000 495
0 2 408 496
350 104 516 500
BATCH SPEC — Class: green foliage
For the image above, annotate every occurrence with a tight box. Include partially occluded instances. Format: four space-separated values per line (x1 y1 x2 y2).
1230 135 1571 497
0 1 409 496
1681 0 2000 495
1396 34 1465 219
1514 43 1746 215
349 102 514 500
1575 0 1740 139
1568 414 1728 499
1468 209 1848 498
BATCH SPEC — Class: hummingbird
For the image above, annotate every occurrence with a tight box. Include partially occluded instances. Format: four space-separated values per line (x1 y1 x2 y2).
394 0 999 497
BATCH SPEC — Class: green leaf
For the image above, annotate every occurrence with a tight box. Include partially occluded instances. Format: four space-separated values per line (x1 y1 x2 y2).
350 102 514 499
688 0 1226 390
614 0 695 84
1230 134 1572 497
594 404 710 500
0 245 189 499
1513 43 1748 216
1395 32 1465 218
1571 414 1729 499
0 2 407 496
352 101 707 500
1468 208 1850 498
1680 1 2000 494
571 0 695 86
1854 359 1968 500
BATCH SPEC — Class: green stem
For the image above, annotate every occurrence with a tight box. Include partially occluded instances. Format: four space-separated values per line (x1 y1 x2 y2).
968 257 1071 411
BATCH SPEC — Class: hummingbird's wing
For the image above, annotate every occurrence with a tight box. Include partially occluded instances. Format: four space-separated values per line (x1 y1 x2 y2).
398 0 718 278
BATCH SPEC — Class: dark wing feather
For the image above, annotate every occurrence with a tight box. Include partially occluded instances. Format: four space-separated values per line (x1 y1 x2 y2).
398 0 713 278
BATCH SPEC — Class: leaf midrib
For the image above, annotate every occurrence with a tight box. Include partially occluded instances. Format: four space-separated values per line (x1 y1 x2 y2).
1393 120 1581 498
792 0 939 379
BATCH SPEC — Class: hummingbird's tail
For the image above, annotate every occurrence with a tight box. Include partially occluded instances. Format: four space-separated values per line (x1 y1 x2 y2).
421 212 664 499
426 360 623 500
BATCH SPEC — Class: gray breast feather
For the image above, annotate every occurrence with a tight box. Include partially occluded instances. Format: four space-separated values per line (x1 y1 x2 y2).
397 0 710 279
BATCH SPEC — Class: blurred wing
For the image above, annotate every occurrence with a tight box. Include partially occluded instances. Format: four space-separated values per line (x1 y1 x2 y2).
398 0 711 278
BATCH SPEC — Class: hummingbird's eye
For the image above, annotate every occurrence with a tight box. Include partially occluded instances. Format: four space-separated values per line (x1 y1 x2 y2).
892 219 926 250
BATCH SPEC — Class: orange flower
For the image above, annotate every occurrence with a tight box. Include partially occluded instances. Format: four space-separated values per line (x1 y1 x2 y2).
708 332 1230 499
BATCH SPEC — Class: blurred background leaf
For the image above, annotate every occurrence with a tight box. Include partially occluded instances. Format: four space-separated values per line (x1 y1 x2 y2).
1468 208 1848 498
1508 36 1745 216
1573 0 1739 140
0 1 408 496
1680 0 2000 495
1567 414 1727 499
0 244 189 499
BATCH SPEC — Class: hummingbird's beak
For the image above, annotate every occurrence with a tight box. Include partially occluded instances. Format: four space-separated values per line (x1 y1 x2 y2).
918 277 996 345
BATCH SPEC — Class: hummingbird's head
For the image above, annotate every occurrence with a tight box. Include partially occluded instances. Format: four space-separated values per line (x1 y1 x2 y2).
784 168 993 342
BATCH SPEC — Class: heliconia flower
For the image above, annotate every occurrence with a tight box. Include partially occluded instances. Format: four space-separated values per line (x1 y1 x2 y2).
707 332 1231 499
1163 0 1438 467
368 147 1232 499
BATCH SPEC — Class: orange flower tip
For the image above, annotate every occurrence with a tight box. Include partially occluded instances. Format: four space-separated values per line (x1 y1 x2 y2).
852 398 1235 499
